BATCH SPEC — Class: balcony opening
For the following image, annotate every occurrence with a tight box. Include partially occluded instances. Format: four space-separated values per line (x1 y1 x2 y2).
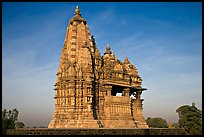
111 85 124 96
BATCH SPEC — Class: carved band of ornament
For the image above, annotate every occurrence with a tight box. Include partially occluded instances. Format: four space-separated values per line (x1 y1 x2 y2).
72 28 77 31
124 88 130 92
71 42 76 45
72 35 77 39
71 48 76 51
57 95 76 98
71 55 76 58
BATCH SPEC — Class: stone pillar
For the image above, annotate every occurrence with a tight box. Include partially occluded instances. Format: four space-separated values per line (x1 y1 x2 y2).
123 87 130 97
131 90 149 128
105 85 112 96
135 90 142 108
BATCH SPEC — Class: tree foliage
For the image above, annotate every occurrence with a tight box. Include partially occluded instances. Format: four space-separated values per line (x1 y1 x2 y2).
145 117 168 128
176 103 202 135
2 108 25 129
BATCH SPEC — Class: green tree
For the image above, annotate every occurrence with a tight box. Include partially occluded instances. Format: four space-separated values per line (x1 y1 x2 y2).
2 108 25 129
176 103 202 135
145 117 168 128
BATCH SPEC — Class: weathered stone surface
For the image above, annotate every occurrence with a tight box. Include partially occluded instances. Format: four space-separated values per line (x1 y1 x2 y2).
3 128 188 135
48 6 148 128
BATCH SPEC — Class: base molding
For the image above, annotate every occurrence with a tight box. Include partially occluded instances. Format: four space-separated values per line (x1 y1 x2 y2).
3 128 188 135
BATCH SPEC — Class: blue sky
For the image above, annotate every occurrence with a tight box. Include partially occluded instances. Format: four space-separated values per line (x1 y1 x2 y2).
2 2 202 127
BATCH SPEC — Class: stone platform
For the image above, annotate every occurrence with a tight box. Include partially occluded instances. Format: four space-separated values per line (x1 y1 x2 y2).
3 128 188 135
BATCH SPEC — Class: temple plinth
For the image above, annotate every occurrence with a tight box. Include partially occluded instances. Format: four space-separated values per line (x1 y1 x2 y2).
48 6 148 128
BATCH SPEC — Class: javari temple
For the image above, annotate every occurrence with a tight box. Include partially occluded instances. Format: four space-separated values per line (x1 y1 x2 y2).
48 6 149 128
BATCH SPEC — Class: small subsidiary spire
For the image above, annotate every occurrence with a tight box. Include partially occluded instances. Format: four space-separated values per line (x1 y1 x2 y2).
105 44 111 54
124 57 130 64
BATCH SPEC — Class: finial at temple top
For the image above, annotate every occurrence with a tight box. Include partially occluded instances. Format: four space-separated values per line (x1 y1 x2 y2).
75 5 80 15
69 5 87 24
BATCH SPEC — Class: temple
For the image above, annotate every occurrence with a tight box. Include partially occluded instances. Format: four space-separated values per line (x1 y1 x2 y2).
48 6 149 128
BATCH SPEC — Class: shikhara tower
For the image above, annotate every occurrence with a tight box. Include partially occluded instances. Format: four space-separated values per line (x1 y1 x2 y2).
48 6 148 128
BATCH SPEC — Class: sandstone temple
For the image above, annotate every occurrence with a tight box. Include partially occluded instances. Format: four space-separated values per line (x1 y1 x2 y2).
48 6 149 128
